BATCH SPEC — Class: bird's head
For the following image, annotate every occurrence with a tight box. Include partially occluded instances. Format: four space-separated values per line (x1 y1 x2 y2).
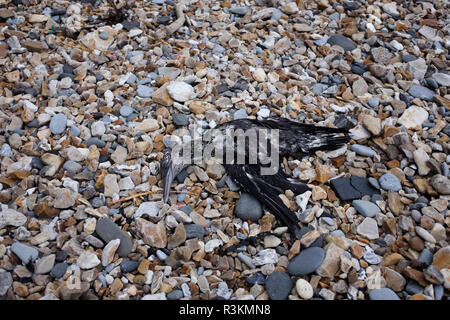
160 148 174 203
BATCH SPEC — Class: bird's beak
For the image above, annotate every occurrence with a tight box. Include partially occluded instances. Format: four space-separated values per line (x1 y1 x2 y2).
162 165 174 203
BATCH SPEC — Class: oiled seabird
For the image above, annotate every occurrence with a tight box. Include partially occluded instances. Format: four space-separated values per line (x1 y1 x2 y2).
160 117 350 240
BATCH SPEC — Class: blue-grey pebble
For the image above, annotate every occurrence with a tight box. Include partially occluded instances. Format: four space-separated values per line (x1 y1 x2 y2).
11 242 39 264
63 160 82 173
50 262 68 278
287 247 325 276
408 85 435 101
99 31 109 40
330 230 345 237
405 281 424 295
185 224 206 239
49 113 67 135
120 260 140 273
368 97 379 108
167 289 184 300
1 144 13 157
418 248 433 266
265 272 292 300
229 6 249 16
86 137 106 148
69 125 81 137
350 144 377 157
379 173 402 191
233 109 248 120
352 200 381 218
321 217 335 226
136 85 154 98
368 177 380 189
434 285 444 300
120 106 136 117
235 193 262 221
369 288 400 300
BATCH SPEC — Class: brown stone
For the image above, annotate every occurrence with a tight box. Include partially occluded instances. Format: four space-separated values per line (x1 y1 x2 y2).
413 178 429 194
315 163 335 183
167 223 186 249
403 267 429 287
316 242 344 278
110 278 123 295
382 253 404 266
351 242 364 259
13 281 29 297
384 267 406 291
21 40 48 52
387 191 403 216
432 246 450 270
409 236 424 251
152 83 174 107
136 218 167 248
382 217 397 234
34 203 60 218
138 259 150 275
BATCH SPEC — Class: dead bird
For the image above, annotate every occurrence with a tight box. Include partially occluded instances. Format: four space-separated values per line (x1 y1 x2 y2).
160 116 349 240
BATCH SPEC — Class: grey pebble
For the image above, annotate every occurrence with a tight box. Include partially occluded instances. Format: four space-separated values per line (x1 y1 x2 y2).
49 113 67 135
235 193 262 221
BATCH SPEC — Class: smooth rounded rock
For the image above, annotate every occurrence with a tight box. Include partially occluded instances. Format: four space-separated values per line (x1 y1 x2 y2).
49 113 67 135
352 200 381 218
296 279 313 300
235 193 263 221
369 288 400 300
287 247 325 275
379 173 402 191
265 272 292 300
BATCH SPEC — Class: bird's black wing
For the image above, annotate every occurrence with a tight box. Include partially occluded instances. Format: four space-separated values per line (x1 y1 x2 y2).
225 164 302 238
218 117 349 159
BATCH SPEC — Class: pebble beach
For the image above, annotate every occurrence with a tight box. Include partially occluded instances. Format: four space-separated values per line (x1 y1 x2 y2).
0 0 449 300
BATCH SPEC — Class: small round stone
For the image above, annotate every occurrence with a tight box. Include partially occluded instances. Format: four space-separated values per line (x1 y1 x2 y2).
265 272 292 300
119 106 136 117
49 113 67 135
296 279 313 299
234 193 263 221
379 173 402 191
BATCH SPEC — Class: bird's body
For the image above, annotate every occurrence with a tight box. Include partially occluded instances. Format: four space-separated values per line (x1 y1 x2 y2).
161 116 349 239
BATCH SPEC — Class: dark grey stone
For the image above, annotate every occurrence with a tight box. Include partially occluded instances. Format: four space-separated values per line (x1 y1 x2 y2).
327 34 356 51
185 224 206 239
86 138 106 148
265 272 292 300
120 260 140 273
50 262 68 278
235 193 262 221
330 177 362 200
95 218 133 257
287 247 325 276
172 113 189 126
